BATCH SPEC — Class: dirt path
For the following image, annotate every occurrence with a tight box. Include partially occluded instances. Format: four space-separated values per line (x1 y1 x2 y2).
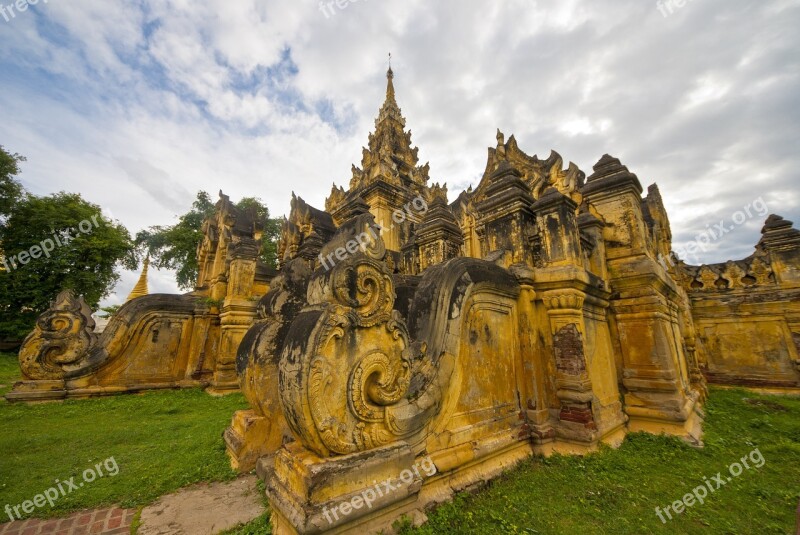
0 475 265 535
137 475 264 535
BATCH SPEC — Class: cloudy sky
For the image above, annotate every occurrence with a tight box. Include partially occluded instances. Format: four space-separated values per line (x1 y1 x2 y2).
1 0 798 306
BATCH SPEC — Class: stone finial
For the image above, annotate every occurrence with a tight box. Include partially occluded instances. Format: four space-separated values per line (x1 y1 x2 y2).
496 129 507 159
428 182 449 205
386 65 395 103
758 214 800 251
582 154 643 197
325 183 346 214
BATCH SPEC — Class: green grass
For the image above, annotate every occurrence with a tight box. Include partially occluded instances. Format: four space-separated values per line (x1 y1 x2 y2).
220 510 271 535
0 352 249 520
0 351 20 398
1 348 798 534
398 388 800 534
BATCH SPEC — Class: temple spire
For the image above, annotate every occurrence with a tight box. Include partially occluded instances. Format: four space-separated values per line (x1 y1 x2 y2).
126 256 150 302
386 61 395 104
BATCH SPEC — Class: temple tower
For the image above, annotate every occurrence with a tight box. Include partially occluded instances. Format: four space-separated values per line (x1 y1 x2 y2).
325 68 434 253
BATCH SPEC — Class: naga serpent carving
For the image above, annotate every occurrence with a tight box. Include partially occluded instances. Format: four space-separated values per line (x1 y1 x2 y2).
277 214 446 457
18 290 97 380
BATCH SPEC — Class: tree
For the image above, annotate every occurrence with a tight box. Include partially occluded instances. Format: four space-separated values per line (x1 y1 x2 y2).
0 146 25 225
135 191 215 290
136 192 282 291
236 196 282 269
0 192 136 339
98 304 121 318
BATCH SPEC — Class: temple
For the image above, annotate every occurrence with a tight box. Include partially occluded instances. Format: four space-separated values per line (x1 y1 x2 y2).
224 70 798 534
9 67 799 534
6 193 275 401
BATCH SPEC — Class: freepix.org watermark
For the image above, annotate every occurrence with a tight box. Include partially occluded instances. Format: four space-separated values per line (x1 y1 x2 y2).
0 214 106 273
656 0 701 18
318 195 428 272
4 456 120 522
322 455 437 525
0 0 48 23
318 0 368 19
660 196 769 268
655 447 765 523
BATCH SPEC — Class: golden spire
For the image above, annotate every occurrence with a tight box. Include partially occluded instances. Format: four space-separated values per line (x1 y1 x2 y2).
386 54 395 104
126 256 150 302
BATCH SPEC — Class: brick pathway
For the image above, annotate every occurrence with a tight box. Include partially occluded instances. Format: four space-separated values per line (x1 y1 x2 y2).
0 507 134 535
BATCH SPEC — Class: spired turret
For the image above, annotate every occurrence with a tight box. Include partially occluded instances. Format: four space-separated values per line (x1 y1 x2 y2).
326 68 433 250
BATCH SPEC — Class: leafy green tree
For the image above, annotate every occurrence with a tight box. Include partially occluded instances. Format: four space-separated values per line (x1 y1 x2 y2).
0 192 136 339
98 304 121 318
136 192 282 291
0 146 25 225
236 196 282 269
135 191 216 290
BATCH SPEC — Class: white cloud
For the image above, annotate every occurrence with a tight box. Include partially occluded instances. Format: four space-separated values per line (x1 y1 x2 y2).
0 0 797 306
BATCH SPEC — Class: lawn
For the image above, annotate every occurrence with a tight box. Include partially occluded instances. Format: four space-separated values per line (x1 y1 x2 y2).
0 350 19 398
1 348 798 534
0 351 250 520
398 388 800 535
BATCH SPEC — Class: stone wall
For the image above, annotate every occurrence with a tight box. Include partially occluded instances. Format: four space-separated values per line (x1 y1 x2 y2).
678 215 800 390
6 192 275 402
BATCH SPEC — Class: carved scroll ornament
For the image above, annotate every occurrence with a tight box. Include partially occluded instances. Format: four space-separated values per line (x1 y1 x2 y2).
18 290 97 380
277 215 444 457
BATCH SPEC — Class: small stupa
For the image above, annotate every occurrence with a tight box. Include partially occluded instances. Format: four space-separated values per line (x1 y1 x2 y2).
126 256 150 302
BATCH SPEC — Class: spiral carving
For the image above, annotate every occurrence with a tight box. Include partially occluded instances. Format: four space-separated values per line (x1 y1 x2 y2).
18 291 97 380
349 347 411 422
332 260 395 327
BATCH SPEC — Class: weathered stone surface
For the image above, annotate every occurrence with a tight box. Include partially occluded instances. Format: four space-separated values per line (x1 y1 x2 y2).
7 192 276 402
17 290 97 381
227 68 749 534
677 215 800 389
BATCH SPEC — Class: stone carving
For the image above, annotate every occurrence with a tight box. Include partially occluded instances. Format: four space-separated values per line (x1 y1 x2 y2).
698 266 721 290
8 192 276 402
749 257 773 285
18 290 97 380
278 214 446 457
721 261 746 289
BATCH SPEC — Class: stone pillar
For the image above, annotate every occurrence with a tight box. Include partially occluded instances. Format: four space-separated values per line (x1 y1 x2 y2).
510 265 555 448
210 241 259 394
582 155 702 443
541 289 598 449
530 185 627 451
